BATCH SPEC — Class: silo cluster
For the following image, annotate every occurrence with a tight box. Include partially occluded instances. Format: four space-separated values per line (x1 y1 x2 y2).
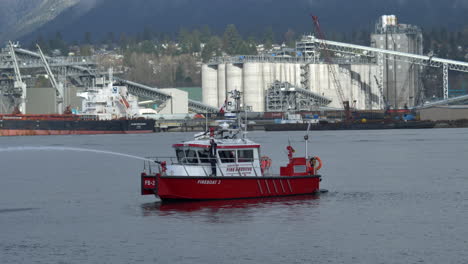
202 60 383 111
306 64 382 109
202 62 302 112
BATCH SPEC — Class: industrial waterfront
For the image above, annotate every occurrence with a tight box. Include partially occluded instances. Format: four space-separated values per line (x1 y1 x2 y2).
1 128 468 263
1 15 467 131
0 1 467 263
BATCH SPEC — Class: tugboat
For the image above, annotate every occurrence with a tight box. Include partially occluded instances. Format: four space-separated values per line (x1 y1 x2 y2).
140 90 324 201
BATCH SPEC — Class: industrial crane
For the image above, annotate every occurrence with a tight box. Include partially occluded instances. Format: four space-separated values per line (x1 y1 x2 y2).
311 15 352 121
8 41 27 114
373 75 389 110
36 44 65 114
396 63 422 109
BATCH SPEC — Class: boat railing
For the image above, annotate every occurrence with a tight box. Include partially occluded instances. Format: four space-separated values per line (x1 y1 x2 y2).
142 156 279 177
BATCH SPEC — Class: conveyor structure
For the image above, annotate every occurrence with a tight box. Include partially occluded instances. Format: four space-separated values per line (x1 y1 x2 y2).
307 37 468 100
265 81 332 112
1 44 218 114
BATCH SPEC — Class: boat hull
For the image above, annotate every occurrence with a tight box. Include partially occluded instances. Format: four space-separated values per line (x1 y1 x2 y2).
154 175 321 201
264 121 436 131
0 119 155 136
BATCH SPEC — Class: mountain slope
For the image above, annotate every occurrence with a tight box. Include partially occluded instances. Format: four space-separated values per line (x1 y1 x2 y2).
0 0 42 39
9 0 468 43
0 0 80 43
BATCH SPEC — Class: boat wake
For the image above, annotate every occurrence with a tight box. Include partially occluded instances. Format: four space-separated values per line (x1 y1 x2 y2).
0 208 38 214
0 146 154 162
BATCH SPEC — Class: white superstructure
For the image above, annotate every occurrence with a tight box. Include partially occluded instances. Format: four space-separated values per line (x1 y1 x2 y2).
77 71 140 120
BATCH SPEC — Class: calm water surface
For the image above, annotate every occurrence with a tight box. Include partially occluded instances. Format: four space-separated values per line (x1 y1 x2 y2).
1 129 468 263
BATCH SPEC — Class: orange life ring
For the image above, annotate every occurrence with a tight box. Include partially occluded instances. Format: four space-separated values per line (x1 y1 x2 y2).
260 156 272 170
313 156 322 171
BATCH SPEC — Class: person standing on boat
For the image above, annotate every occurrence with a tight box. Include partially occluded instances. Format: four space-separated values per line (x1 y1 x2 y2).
209 139 217 176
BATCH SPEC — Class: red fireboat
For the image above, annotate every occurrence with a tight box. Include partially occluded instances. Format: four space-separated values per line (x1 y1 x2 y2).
140 91 324 201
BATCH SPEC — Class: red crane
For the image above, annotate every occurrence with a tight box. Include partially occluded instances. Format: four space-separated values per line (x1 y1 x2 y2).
311 15 352 121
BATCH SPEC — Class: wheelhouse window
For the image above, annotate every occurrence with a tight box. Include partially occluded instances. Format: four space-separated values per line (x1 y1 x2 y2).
176 148 200 164
218 150 236 163
237 149 254 163
185 149 198 164
294 165 306 173
176 149 185 163
197 149 210 163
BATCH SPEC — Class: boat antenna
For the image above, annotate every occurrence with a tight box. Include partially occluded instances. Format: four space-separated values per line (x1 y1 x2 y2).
305 122 311 159
244 106 248 138
230 90 242 131
205 109 208 132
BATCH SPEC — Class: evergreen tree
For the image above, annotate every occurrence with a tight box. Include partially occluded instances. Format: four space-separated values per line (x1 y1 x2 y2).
184 76 193 85
201 36 222 62
105 31 115 47
244 37 258 55
142 26 153 41
175 63 185 86
178 28 191 54
223 24 242 55
200 25 212 43
191 29 202 53
35 34 50 53
284 29 296 48
139 40 156 54
263 26 275 50
84 32 92 44
49 32 67 55
119 32 129 50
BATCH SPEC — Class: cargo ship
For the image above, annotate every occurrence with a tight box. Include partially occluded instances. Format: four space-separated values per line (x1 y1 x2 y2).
0 114 155 136
0 73 155 136
264 120 436 131
263 109 436 131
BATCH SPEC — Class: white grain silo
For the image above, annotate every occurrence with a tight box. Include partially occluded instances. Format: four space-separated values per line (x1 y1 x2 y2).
226 64 243 95
321 64 343 109
262 63 273 91
277 63 283 81
294 63 301 87
202 64 218 107
357 64 368 109
289 63 295 84
281 63 288 82
273 63 281 82
243 62 263 112
371 65 383 109
284 63 291 83
310 64 325 95
341 65 352 107
308 64 316 91
351 64 370 110
351 65 366 109
217 63 226 107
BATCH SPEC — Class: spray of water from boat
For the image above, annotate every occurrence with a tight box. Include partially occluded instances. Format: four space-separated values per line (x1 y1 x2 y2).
0 146 154 162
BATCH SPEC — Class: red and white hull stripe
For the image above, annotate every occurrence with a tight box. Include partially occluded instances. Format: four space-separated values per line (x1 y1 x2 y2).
142 175 321 200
